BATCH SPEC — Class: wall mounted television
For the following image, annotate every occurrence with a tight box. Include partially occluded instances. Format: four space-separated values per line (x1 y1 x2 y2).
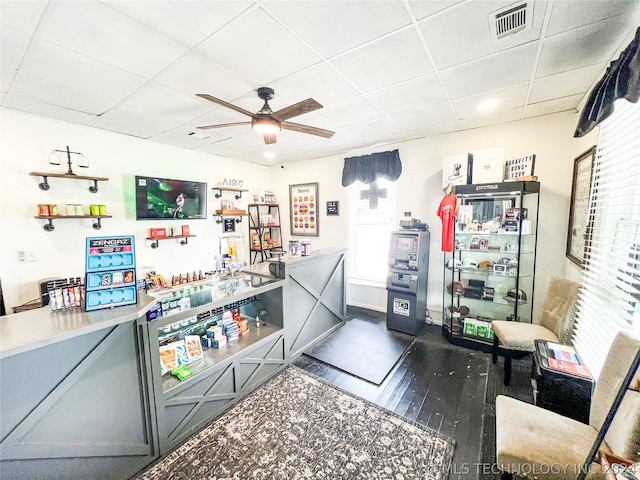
135 175 207 220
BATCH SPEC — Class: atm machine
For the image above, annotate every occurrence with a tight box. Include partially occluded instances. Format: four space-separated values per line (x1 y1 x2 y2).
386 230 430 335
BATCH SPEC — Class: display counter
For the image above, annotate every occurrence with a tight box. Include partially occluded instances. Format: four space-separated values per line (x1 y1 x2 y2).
264 247 348 357
0 296 158 480
0 249 347 479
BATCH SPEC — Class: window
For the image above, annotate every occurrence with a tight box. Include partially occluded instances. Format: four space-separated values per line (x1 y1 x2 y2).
573 99 640 379
348 179 397 283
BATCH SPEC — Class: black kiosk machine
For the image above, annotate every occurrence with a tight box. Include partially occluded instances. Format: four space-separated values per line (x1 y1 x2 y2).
386 230 430 335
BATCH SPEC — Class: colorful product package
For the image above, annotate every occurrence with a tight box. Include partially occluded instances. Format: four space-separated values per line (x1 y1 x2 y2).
185 335 204 361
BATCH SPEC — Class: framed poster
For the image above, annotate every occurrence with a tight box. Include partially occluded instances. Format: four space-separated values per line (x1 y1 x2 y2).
566 146 596 267
290 182 318 236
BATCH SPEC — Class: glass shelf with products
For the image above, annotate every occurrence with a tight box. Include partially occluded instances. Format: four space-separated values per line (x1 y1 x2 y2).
144 273 285 394
442 181 540 351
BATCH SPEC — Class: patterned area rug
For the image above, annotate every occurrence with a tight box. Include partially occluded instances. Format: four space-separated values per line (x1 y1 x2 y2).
136 366 455 480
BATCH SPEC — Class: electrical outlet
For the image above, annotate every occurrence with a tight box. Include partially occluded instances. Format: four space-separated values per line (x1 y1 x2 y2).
25 250 37 262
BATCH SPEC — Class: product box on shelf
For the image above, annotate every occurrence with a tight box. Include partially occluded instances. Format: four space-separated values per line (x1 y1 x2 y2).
149 228 167 238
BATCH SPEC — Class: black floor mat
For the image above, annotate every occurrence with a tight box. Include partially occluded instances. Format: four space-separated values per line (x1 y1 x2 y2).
303 316 414 385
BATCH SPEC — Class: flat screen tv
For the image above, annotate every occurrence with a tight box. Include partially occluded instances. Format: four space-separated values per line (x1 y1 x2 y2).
135 175 207 220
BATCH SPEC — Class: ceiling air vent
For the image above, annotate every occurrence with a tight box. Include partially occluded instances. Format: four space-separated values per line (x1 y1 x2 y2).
489 2 532 42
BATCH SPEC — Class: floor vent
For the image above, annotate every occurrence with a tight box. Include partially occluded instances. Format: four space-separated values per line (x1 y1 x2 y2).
490 2 532 42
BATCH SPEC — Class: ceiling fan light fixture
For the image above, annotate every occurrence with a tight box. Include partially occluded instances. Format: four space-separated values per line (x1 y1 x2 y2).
252 117 281 134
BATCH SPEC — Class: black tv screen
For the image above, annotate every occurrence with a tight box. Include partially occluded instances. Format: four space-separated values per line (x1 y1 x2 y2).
135 175 207 220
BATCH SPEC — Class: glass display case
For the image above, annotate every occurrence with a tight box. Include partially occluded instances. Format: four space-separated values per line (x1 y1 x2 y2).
143 272 287 453
442 181 539 351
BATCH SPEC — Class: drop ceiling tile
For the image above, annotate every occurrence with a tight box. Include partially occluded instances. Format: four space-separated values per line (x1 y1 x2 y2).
3 93 97 124
1 68 17 102
546 0 640 36
196 9 321 85
0 0 47 35
89 104 183 139
420 0 547 70
524 94 582 119
340 116 405 141
10 72 120 115
408 1 463 20
537 14 640 78
452 83 528 119
440 43 538 99
2 25 31 70
406 121 460 138
20 40 146 102
150 123 229 149
391 101 457 130
530 64 604 103
318 95 384 127
270 63 360 107
331 28 433 93
367 74 446 115
459 107 523 129
105 0 253 47
123 83 216 122
153 52 256 101
264 0 411 58
197 131 267 157
37 2 188 78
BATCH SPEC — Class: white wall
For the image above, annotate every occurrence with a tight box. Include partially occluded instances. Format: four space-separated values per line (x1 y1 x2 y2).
0 109 270 309
270 111 599 323
1 107 598 320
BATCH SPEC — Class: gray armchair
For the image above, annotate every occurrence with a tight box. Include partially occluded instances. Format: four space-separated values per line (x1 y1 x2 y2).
495 330 640 480
492 276 581 385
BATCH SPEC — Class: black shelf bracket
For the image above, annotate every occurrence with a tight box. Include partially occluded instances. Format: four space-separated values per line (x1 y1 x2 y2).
215 216 243 224
43 219 55 231
92 218 103 230
212 188 244 200
89 180 99 193
38 176 50 191
180 237 189 246
150 240 159 249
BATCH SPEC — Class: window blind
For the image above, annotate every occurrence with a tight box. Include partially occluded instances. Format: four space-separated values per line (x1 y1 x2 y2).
573 99 640 379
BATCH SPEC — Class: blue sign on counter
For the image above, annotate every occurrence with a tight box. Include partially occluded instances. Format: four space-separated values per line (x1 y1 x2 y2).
85 235 137 312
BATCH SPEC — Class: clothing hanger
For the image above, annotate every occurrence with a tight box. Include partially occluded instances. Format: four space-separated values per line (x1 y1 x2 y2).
445 183 453 195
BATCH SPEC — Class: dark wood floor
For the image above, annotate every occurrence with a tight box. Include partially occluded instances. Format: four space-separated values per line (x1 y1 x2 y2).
293 306 534 480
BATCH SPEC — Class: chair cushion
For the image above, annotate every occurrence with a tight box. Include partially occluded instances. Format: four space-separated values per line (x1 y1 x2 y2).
496 395 605 479
492 320 559 351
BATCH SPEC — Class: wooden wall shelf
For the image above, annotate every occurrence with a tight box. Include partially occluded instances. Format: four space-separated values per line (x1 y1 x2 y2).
29 171 109 193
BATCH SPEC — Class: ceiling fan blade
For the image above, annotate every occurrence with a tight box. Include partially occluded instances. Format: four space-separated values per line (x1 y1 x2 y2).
196 94 256 118
197 122 251 130
281 121 335 139
272 98 323 121
263 134 277 145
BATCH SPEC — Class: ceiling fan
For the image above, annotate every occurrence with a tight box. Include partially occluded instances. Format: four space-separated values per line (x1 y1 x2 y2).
196 87 335 145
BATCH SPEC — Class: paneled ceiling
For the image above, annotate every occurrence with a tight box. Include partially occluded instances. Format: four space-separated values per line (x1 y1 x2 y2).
2 0 639 166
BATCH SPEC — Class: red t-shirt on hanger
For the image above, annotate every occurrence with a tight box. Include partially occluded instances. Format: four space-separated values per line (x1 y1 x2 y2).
437 193 458 252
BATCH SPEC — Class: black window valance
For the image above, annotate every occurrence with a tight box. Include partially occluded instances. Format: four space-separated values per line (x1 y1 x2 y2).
341 149 402 187
574 26 640 137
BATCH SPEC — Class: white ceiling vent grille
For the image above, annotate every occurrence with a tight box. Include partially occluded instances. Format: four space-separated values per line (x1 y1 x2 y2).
489 3 532 42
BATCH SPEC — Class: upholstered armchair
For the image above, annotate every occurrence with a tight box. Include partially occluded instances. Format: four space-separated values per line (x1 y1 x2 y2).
492 276 581 385
495 330 640 480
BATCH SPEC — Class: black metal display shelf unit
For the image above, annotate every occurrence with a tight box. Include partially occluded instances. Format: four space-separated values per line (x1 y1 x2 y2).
442 181 540 351
248 203 282 264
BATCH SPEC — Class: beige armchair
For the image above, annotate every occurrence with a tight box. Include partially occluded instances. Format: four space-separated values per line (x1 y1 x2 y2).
492 276 582 385
495 330 640 480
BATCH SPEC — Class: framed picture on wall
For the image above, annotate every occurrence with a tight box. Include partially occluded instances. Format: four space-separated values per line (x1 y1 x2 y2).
289 182 318 237
566 146 597 267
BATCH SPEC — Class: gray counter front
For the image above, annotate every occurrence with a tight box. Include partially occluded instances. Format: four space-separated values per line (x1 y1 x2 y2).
0 248 347 479
263 247 348 358
0 295 158 480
